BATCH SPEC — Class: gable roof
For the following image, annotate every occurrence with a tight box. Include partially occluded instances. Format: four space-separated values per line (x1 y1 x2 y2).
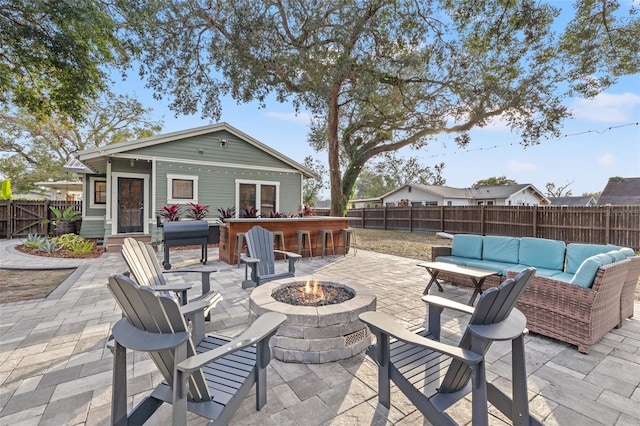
66 123 317 179
598 177 640 205
380 183 550 203
549 196 596 206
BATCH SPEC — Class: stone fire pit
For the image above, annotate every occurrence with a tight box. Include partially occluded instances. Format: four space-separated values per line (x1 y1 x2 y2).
249 278 376 363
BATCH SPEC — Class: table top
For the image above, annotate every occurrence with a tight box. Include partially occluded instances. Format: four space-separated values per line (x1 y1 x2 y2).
417 261 498 279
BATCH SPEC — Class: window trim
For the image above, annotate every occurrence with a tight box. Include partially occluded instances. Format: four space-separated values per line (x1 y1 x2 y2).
167 174 199 204
235 179 280 216
89 176 107 209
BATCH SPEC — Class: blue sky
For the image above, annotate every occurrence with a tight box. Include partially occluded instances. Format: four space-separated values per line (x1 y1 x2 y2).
111 2 640 198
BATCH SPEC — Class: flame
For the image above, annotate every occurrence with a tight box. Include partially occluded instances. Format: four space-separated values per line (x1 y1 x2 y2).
303 280 324 300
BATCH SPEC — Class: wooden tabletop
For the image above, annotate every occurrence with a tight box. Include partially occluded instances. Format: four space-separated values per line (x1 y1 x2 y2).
417 261 498 279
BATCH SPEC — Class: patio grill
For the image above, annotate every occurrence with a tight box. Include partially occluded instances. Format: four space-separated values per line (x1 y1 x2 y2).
161 220 209 270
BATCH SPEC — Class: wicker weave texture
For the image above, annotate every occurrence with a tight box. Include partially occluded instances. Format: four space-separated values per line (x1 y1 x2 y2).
620 256 640 325
509 259 630 354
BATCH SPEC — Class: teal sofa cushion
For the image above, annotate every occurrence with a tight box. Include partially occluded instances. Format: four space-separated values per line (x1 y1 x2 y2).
565 243 621 274
570 255 605 288
507 265 561 278
482 236 520 264
551 272 574 283
463 259 515 275
518 237 566 271
435 256 468 266
607 250 625 262
451 234 483 260
620 247 635 258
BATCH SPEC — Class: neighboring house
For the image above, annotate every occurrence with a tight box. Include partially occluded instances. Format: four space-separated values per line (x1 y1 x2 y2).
35 180 83 201
355 183 550 208
64 123 316 241
548 196 597 207
598 177 640 206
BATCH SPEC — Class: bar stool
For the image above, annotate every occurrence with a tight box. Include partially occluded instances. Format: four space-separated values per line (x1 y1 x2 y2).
272 230 285 261
316 229 336 258
294 230 313 258
233 232 246 268
340 228 357 256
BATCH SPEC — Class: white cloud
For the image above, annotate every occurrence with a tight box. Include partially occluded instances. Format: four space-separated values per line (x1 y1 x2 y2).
598 153 617 166
265 111 312 124
571 92 640 123
507 160 537 172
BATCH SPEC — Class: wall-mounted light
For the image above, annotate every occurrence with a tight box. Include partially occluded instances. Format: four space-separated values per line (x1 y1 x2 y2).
129 159 135 167
198 148 204 154
220 139 227 147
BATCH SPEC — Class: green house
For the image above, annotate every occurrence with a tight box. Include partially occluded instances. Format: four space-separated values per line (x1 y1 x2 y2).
64 123 316 244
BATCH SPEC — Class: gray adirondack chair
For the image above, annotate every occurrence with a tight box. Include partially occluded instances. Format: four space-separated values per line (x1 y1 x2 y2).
359 267 541 426
107 274 286 426
121 237 220 315
241 226 301 288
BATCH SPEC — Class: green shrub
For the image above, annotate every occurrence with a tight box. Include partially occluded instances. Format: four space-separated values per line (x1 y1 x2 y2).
57 233 95 254
38 238 61 253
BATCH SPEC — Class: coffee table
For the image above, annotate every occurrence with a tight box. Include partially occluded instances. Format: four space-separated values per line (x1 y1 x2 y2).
417 261 499 306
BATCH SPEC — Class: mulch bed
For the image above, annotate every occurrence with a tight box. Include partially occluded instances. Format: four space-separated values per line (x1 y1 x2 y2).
14 243 106 259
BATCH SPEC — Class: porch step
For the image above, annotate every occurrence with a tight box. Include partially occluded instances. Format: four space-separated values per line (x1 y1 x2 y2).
106 233 152 252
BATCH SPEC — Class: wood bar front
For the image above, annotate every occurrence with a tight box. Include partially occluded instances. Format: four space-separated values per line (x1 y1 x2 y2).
219 217 351 264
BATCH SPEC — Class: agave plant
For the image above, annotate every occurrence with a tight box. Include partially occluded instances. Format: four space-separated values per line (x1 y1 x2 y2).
23 233 46 249
38 238 62 253
159 204 182 221
186 202 210 220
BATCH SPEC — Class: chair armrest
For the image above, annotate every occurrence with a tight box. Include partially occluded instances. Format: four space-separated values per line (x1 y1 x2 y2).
148 283 193 292
163 266 217 276
422 295 475 315
467 309 527 342
179 299 210 316
431 245 452 261
241 255 260 265
274 250 302 260
176 312 287 374
359 311 482 364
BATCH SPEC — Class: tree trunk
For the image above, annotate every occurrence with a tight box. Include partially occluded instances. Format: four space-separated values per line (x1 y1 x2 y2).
328 93 345 217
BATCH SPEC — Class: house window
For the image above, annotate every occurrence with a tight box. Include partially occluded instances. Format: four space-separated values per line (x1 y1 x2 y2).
487 200 494 206
89 177 107 209
424 201 438 206
447 201 452 206
411 201 422 207
237 180 279 216
167 174 198 204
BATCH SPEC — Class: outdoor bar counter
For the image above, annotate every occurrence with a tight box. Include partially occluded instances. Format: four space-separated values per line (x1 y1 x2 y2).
219 216 351 264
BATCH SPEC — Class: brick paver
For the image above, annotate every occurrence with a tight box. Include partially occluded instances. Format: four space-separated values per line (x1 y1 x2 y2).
1 238 639 425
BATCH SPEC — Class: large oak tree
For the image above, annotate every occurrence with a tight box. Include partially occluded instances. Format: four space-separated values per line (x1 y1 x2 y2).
120 0 639 215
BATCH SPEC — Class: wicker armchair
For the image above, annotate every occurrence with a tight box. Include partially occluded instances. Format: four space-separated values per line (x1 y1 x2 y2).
619 256 640 327
507 259 630 354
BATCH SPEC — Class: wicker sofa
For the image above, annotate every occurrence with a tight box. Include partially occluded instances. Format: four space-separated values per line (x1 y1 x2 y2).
431 235 638 353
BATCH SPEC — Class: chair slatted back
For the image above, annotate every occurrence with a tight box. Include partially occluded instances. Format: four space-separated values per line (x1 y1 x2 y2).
245 226 276 277
122 238 166 287
107 274 210 402
439 267 535 394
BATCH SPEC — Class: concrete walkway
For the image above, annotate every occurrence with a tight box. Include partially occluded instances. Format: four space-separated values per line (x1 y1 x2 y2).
1 239 639 425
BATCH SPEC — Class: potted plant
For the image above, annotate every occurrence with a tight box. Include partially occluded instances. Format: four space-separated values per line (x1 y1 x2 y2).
43 205 82 235
217 207 236 222
240 206 258 218
159 204 182 222
186 202 210 220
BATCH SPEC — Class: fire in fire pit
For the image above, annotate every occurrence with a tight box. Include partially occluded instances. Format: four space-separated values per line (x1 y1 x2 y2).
272 280 355 306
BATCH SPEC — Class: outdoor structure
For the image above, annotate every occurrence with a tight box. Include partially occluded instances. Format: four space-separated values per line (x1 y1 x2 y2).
598 177 640 205
350 183 550 208
62 123 316 247
34 180 83 201
548 196 597 206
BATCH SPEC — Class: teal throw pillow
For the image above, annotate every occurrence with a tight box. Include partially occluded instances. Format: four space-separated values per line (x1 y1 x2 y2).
570 255 604 288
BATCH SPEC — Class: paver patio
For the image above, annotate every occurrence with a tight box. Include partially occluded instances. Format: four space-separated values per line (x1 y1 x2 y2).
1 239 639 425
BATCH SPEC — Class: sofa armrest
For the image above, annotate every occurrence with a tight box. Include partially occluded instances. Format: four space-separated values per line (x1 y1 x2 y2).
431 245 452 262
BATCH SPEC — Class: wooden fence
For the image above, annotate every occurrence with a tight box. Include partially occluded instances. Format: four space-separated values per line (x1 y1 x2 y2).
319 205 640 249
0 200 83 238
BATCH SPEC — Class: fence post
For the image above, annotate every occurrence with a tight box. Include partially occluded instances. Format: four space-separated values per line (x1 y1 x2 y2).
409 205 413 232
533 205 538 237
8 200 13 238
605 205 611 245
440 206 444 232
362 207 365 229
480 205 485 235
383 205 387 230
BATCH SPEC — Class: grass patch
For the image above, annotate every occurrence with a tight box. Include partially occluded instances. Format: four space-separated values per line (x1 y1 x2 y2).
0 269 75 303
